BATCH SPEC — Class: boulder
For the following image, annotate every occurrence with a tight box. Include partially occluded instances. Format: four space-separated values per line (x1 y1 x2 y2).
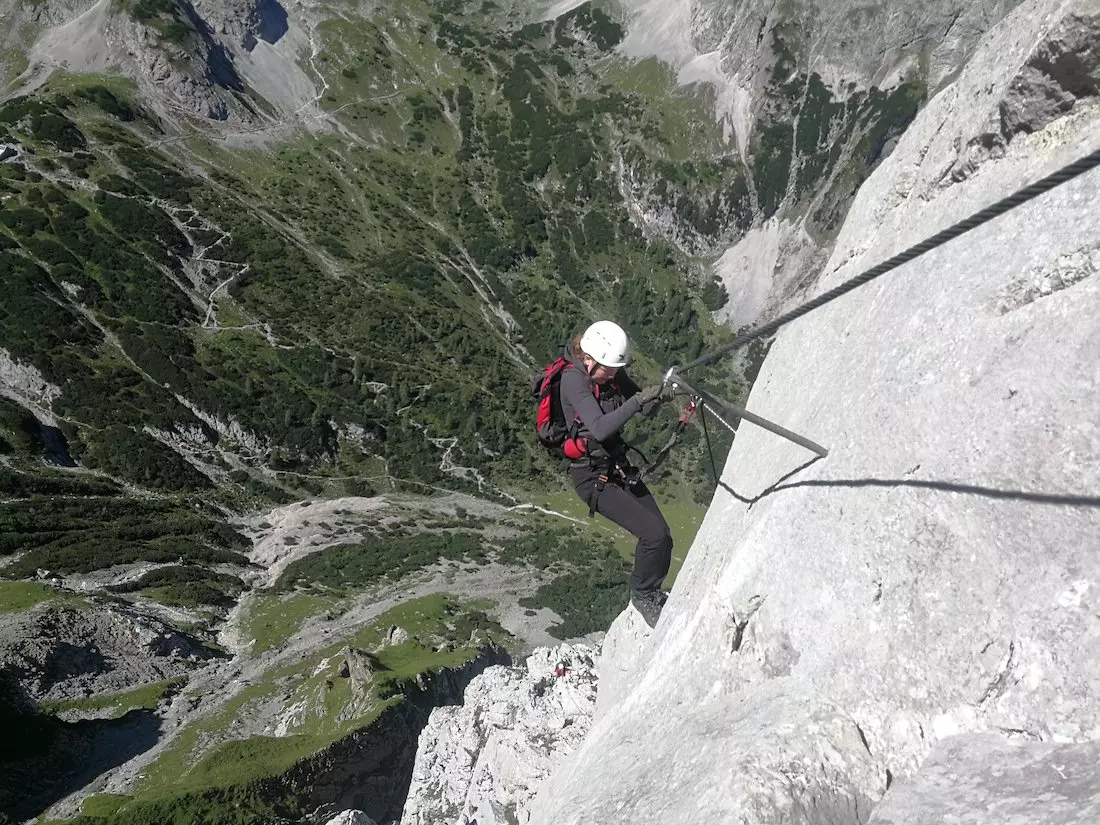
343 648 380 685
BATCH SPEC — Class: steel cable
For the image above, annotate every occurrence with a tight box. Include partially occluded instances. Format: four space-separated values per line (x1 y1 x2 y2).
675 147 1100 376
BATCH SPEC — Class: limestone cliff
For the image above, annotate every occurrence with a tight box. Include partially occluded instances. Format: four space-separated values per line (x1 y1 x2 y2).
528 0 1100 822
400 645 598 825
615 0 1028 327
4 0 314 125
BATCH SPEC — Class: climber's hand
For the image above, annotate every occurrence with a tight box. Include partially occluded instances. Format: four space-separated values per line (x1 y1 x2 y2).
635 384 666 406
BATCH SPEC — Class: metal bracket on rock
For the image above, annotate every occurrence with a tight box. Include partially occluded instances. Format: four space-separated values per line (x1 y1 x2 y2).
663 367 830 458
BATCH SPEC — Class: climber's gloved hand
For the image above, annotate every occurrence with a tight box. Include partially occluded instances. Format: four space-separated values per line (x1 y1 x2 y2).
636 384 674 416
635 384 666 406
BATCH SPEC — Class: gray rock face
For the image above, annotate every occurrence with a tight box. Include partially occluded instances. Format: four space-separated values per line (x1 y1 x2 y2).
868 734 1100 824
527 0 1100 823
999 4 1100 135
7 0 293 122
8 0 95 26
0 602 222 701
106 4 245 122
624 0 1025 96
400 645 598 825
343 647 380 685
192 0 289 51
324 812 378 825
737 1 1021 91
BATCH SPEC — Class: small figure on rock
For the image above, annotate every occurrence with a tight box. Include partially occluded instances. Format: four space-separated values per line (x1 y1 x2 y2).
532 321 675 627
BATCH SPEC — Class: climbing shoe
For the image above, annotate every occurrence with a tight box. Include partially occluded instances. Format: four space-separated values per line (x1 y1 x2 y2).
630 589 668 628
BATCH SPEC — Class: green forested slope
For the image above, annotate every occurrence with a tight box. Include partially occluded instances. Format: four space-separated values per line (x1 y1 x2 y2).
0 0 930 617
0 3 744 512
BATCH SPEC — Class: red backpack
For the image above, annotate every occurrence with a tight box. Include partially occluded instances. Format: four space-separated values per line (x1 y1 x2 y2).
531 357 592 460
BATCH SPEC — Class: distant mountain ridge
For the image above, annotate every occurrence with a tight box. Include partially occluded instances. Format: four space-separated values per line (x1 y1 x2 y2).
611 0 1026 325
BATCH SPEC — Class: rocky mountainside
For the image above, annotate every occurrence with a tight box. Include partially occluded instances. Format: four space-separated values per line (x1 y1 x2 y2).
0 488 604 823
400 644 598 825
3 0 305 124
524 0 1100 822
614 0 1026 326
0 0 753 511
0 599 222 703
2 0 1094 823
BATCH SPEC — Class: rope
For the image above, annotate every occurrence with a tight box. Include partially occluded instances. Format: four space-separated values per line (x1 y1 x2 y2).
676 147 1100 376
642 397 698 478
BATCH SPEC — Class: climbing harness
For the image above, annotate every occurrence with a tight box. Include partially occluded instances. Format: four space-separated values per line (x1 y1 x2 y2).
586 447 647 516
656 147 1100 460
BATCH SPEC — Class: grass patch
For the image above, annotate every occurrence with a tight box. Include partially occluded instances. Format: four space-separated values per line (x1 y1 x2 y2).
79 794 132 818
39 678 184 718
240 591 340 653
345 593 515 681
175 728 353 793
135 681 281 795
42 71 138 102
0 580 82 614
138 594 510 800
0 48 30 90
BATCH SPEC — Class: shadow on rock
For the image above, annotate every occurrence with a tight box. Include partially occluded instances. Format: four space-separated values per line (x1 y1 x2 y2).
2 707 162 822
40 424 76 467
717 456 1100 509
254 0 289 46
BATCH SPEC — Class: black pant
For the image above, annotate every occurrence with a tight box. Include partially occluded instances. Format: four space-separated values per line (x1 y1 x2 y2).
570 465 673 595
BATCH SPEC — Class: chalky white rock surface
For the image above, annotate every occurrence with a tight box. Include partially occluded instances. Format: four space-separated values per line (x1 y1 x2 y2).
323 811 378 825
867 734 1100 824
400 645 597 825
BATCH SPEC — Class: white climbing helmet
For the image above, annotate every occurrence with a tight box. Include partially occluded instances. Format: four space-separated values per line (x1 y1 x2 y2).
580 320 630 368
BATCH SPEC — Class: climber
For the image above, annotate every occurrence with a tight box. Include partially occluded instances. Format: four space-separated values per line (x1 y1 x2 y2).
556 320 675 628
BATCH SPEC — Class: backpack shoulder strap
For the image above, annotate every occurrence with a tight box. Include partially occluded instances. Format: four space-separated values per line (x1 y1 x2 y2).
561 360 600 398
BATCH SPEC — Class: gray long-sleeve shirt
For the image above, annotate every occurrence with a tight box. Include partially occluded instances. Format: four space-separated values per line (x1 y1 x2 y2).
558 343 643 446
